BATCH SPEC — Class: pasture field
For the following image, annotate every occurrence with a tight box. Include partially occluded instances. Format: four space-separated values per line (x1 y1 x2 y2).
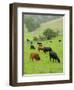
24 18 63 74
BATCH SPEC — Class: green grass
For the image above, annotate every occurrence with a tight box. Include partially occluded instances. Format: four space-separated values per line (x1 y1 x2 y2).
24 36 63 74
24 17 63 74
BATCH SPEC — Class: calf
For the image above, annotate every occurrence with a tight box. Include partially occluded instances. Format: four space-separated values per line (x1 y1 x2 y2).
30 53 40 61
59 40 61 42
30 45 35 49
49 51 60 63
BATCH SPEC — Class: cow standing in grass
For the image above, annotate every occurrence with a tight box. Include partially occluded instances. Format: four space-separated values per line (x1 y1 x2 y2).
38 46 52 53
30 53 40 61
37 42 42 45
26 39 30 44
30 45 35 49
49 51 60 63
38 47 43 52
59 40 62 42
43 47 52 53
38 44 43 52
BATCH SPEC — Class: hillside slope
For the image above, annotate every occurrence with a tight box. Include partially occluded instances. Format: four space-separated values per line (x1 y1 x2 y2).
24 17 63 40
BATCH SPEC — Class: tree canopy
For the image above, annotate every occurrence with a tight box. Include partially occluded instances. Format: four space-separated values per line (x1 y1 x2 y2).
43 28 57 39
24 16 40 32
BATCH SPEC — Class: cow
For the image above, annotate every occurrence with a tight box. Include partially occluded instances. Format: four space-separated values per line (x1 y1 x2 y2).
30 45 35 49
37 42 42 45
38 47 44 52
38 44 44 52
59 40 61 42
49 51 60 63
26 39 30 44
26 39 30 42
43 47 52 53
38 46 52 53
30 53 40 61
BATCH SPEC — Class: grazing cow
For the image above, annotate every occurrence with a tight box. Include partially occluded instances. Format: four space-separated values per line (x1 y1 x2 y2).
26 39 30 44
37 42 42 45
30 53 40 61
38 47 43 52
59 40 61 42
38 46 52 53
30 45 35 49
43 47 52 53
26 39 30 42
49 51 60 63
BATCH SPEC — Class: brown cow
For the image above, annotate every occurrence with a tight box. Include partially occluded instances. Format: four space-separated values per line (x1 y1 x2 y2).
30 53 40 61
38 45 43 52
38 47 43 52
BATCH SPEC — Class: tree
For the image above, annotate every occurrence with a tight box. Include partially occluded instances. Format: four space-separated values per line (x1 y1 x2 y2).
24 16 40 32
43 28 57 40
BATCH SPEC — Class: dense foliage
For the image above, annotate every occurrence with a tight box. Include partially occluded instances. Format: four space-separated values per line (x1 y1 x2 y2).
24 16 40 32
24 15 62 32
43 28 57 39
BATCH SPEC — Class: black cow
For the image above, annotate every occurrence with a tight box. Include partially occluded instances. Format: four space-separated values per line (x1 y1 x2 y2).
26 39 30 44
38 47 52 53
43 47 52 53
30 45 35 49
27 39 30 42
49 51 60 63
37 42 42 45
59 40 61 42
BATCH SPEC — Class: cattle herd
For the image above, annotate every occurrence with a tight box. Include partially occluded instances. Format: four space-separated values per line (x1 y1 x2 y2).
26 39 61 63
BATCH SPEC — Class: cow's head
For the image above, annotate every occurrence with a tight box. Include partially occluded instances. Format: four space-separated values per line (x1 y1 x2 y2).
36 55 40 60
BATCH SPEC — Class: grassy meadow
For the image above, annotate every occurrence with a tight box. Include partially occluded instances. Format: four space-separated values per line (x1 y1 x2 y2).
24 17 63 74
